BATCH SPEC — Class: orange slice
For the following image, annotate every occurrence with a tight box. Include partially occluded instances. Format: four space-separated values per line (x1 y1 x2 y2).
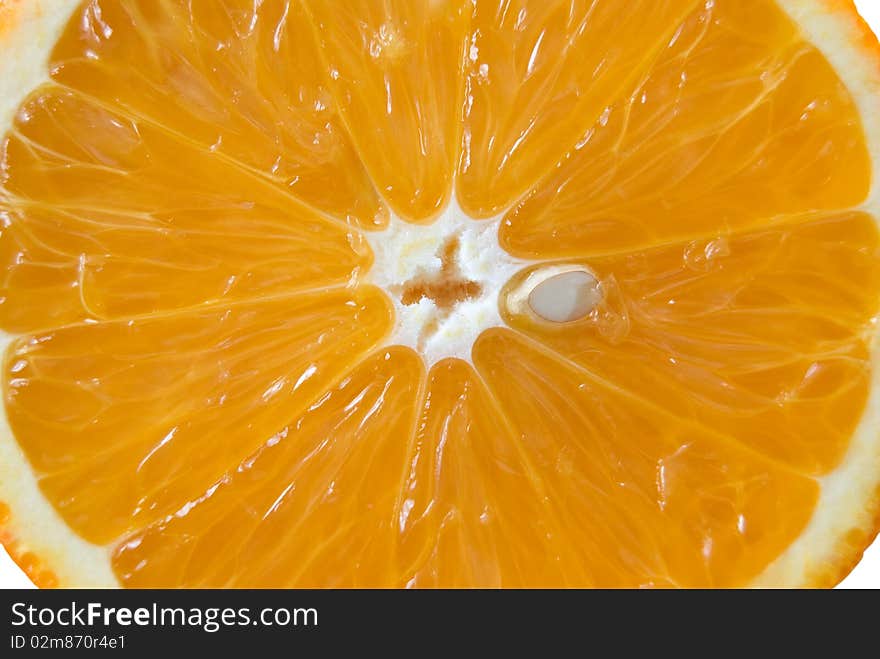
1 0 880 588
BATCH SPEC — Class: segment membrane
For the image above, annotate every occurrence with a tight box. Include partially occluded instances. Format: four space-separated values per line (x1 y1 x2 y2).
474 329 818 587
457 0 700 217
503 213 880 474
47 0 386 227
502 0 871 257
4 287 392 545
111 347 423 587
0 87 370 332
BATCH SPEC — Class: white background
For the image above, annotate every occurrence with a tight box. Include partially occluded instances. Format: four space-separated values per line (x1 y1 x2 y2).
2 0 880 590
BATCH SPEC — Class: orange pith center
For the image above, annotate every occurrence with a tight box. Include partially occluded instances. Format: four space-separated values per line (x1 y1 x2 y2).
0 0 878 587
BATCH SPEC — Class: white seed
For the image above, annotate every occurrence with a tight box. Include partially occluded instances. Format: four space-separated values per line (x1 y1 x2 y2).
528 270 601 323
506 265 601 323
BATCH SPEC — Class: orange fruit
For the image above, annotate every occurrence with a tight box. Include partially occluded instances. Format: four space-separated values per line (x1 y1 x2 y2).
1 0 880 587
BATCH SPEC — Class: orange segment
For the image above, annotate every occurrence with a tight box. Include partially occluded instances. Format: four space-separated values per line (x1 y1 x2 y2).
502 0 871 258
0 87 370 331
398 359 586 586
304 0 470 221
503 213 880 474
3 287 392 545
47 0 386 228
473 329 818 587
456 0 699 217
111 347 423 587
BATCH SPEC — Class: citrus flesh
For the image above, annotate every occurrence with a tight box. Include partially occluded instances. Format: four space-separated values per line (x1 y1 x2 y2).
1 0 880 587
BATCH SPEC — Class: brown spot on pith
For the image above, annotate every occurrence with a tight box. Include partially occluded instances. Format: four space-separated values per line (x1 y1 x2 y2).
399 236 482 311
